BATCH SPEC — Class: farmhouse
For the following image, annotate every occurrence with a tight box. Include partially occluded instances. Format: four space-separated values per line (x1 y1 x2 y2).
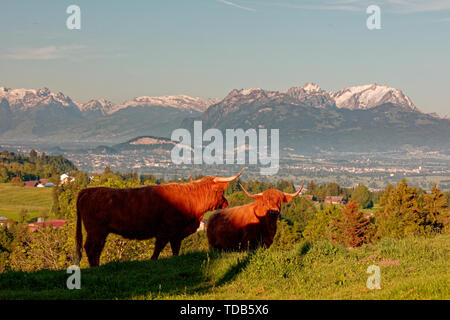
24 179 54 188
60 173 75 185
24 180 38 187
302 194 314 201
324 196 346 205
0 217 15 228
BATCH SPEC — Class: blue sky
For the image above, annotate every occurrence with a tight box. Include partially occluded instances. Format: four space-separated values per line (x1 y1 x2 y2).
0 0 449 115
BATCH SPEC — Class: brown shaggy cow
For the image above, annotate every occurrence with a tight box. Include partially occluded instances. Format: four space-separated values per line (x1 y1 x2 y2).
75 169 244 266
207 182 304 251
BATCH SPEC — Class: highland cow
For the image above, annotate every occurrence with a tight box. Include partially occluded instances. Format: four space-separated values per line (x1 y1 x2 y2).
207 182 304 251
75 169 244 266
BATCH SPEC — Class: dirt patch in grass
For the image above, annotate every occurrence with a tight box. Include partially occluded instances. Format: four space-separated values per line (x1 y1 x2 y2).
379 259 401 267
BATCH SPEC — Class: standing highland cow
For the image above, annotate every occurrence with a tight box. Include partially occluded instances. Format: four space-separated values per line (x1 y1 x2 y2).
207 182 304 251
75 169 244 266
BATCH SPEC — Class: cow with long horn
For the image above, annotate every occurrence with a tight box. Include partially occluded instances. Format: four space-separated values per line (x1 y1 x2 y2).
207 182 304 251
75 168 245 266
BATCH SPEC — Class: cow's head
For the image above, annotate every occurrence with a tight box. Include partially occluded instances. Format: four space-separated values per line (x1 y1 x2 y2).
192 168 245 211
239 182 304 218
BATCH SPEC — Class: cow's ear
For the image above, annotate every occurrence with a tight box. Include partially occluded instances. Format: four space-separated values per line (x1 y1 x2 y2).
284 193 299 203
253 194 263 202
213 182 228 191
254 205 266 218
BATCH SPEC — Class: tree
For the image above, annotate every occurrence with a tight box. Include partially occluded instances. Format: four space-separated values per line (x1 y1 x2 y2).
0 226 14 272
306 180 318 195
282 197 317 234
351 185 373 209
423 184 450 234
10 176 23 187
39 208 49 220
276 180 295 193
326 183 341 196
29 149 37 161
271 220 302 250
18 209 29 223
445 191 450 210
375 180 423 238
303 205 341 242
0 166 8 183
0 151 76 183
104 166 113 176
332 201 373 247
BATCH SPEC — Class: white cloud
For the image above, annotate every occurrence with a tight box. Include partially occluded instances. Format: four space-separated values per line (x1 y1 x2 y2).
383 0 450 13
435 16 450 22
217 0 256 12
2 45 86 60
250 0 450 13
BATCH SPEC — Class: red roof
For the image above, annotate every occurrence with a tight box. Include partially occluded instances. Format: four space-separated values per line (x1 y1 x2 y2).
324 196 345 203
24 181 38 187
27 219 66 232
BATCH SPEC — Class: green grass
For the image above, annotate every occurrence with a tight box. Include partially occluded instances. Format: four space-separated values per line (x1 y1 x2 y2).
0 183 53 221
0 235 448 300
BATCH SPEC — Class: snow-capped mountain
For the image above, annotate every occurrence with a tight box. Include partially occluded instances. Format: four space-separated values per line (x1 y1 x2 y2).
0 86 219 115
189 84 449 153
200 88 303 125
219 88 296 107
286 83 335 108
79 99 116 116
0 86 78 112
207 83 417 112
331 83 417 111
0 83 419 116
113 95 219 113
1 83 443 150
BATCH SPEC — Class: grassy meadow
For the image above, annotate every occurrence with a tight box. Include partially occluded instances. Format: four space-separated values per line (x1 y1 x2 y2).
0 234 448 300
0 183 53 221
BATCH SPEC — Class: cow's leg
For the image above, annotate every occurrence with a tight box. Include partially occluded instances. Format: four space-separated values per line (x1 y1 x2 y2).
151 237 169 260
170 238 182 256
84 231 108 267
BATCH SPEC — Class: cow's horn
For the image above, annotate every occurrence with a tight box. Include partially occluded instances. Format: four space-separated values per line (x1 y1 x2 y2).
284 182 305 198
239 183 262 198
213 168 245 183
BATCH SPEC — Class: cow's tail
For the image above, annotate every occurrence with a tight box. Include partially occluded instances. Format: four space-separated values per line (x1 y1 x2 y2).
74 191 84 266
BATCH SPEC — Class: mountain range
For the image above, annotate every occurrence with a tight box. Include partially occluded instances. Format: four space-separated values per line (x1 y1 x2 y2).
0 83 448 152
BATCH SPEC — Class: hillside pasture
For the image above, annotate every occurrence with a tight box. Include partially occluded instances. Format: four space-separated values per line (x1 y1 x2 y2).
0 235 448 300
0 183 53 221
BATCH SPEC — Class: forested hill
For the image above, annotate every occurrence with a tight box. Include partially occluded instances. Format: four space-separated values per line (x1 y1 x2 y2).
0 150 77 183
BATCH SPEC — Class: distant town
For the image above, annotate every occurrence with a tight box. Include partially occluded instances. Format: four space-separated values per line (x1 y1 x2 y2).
2 143 449 191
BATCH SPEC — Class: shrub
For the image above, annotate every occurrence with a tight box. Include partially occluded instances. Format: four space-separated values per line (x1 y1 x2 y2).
8 223 75 272
331 200 374 247
351 185 373 209
281 197 317 234
375 180 449 238
423 184 450 234
10 177 23 187
303 205 341 242
0 226 14 273
271 220 302 251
